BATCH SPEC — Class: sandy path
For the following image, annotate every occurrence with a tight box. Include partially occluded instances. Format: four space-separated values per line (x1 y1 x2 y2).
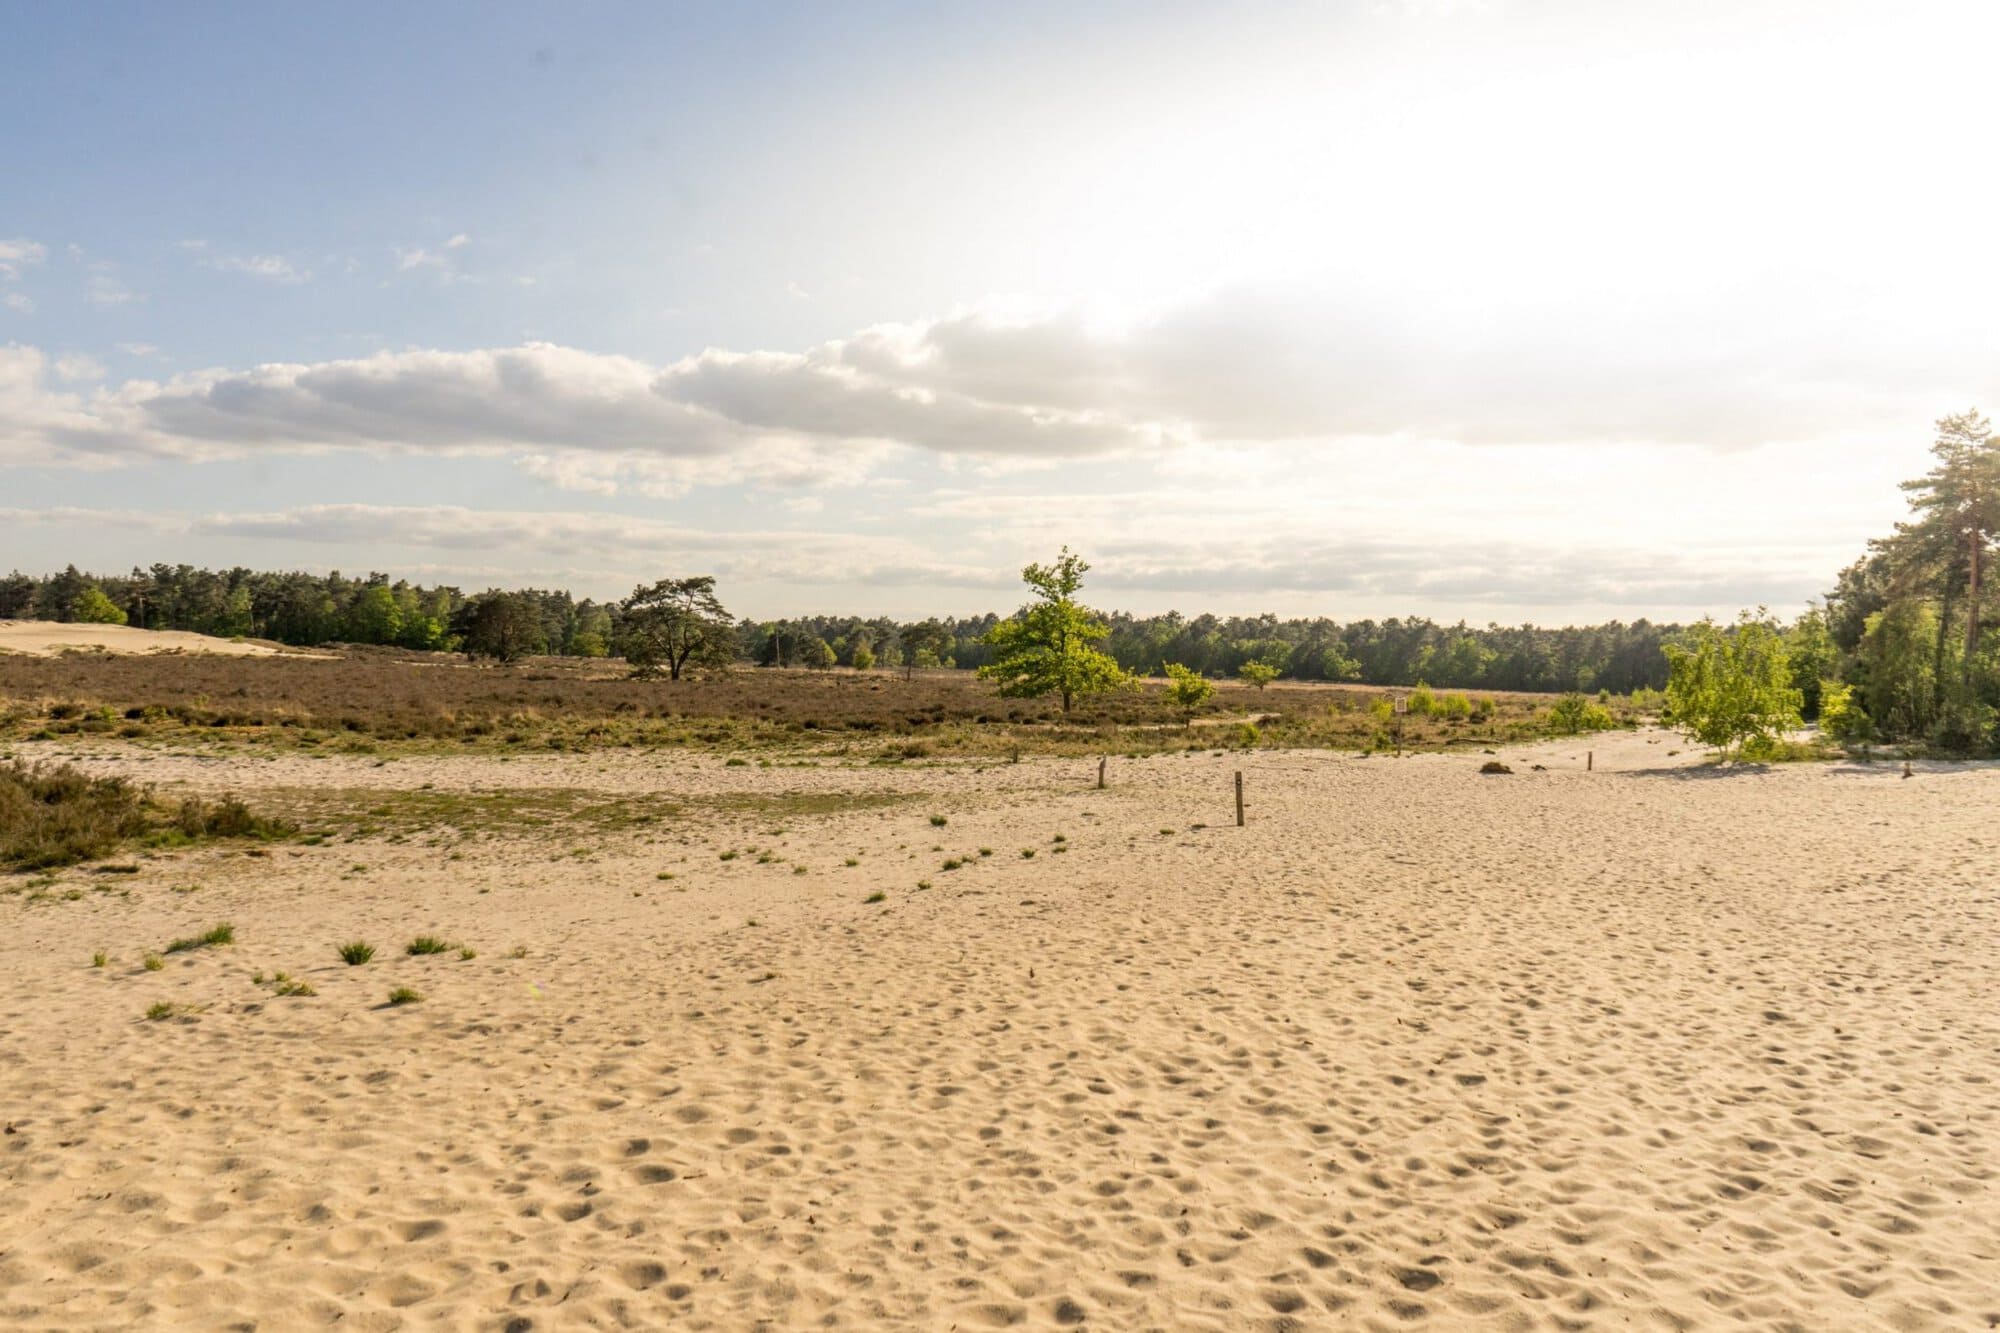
1 733 1996 1330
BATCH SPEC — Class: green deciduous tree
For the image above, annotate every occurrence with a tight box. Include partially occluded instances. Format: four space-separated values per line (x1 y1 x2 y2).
616 577 735 680
1236 659 1280 690
1664 611 1803 758
1164 662 1215 722
979 548 1129 712
71 585 127 625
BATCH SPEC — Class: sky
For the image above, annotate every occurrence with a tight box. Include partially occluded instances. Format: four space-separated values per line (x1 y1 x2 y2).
5 0 1999 625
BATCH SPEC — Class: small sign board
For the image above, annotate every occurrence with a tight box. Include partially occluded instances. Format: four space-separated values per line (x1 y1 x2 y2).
1392 695 1409 715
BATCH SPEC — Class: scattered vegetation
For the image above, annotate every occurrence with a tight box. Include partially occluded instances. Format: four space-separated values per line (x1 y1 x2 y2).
405 935 452 956
163 922 234 953
386 986 424 1006
1 759 292 871
338 940 375 965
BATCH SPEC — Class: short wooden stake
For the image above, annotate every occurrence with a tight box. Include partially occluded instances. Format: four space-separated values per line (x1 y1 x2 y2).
1097 755 1107 789
1234 771 1245 826
1587 750 1593 771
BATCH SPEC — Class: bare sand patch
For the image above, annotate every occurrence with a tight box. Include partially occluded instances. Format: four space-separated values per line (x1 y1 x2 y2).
0 621 311 659
1 732 1994 1329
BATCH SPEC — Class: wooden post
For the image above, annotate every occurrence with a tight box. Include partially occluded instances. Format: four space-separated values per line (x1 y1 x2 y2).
1587 750 1593 771
1234 771 1245 826
1097 756 1107 789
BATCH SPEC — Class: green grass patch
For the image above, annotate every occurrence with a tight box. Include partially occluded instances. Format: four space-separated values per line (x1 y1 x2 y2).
164 922 234 954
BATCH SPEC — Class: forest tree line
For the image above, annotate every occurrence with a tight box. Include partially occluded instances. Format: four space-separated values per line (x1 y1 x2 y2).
0 563 1685 694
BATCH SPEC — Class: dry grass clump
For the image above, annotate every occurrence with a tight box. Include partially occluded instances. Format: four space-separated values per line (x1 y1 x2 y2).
0 761 151 870
0 760 294 871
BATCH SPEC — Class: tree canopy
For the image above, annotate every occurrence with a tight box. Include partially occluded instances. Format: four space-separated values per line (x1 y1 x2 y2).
616 577 736 680
978 548 1129 712
1664 612 1803 757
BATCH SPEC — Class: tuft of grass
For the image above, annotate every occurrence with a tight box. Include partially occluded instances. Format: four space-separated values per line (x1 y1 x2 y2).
1479 760 1513 774
338 940 375 965
1019 848 1036 859
507 945 528 959
144 1001 179 1021
386 986 424 1006
977 847 993 857
164 922 234 954
719 849 738 861
273 978 315 997
406 935 451 956
864 891 886 904
458 946 477 960
655 871 675 880
929 814 948 827
91 951 108 968
792 864 808 875
142 952 164 971
941 858 963 870
843 857 859 867
1051 833 1066 843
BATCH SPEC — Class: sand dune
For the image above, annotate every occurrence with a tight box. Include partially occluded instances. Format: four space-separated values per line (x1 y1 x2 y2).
0 621 305 658
2 730 1996 1329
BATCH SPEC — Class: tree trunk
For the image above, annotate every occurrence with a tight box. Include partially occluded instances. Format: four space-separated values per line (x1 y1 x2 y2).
1966 529 1982 685
1933 575 1953 723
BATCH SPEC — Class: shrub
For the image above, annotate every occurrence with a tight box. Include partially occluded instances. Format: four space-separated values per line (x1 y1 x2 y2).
0 761 151 870
1818 681 1872 746
338 940 375 965
1547 692 1617 735
1236 660 1280 690
1479 760 1513 774
172 795 291 841
386 987 424 1006
1163 663 1215 721
1435 692 1474 721
1406 683 1436 716
406 935 452 955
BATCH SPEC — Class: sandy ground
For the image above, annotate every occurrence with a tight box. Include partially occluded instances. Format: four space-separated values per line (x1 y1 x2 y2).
0 621 300 658
1 729 1996 1330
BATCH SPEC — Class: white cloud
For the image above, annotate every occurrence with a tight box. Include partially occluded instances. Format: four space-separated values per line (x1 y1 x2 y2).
446 233 471 249
0 284 1984 511
115 342 160 358
54 353 105 382
2 292 32 314
185 503 999 588
84 269 140 306
0 239 47 281
203 253 310 284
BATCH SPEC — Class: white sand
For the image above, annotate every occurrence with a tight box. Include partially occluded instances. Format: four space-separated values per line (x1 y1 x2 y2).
0 621 300 658
2 730 1996 1329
